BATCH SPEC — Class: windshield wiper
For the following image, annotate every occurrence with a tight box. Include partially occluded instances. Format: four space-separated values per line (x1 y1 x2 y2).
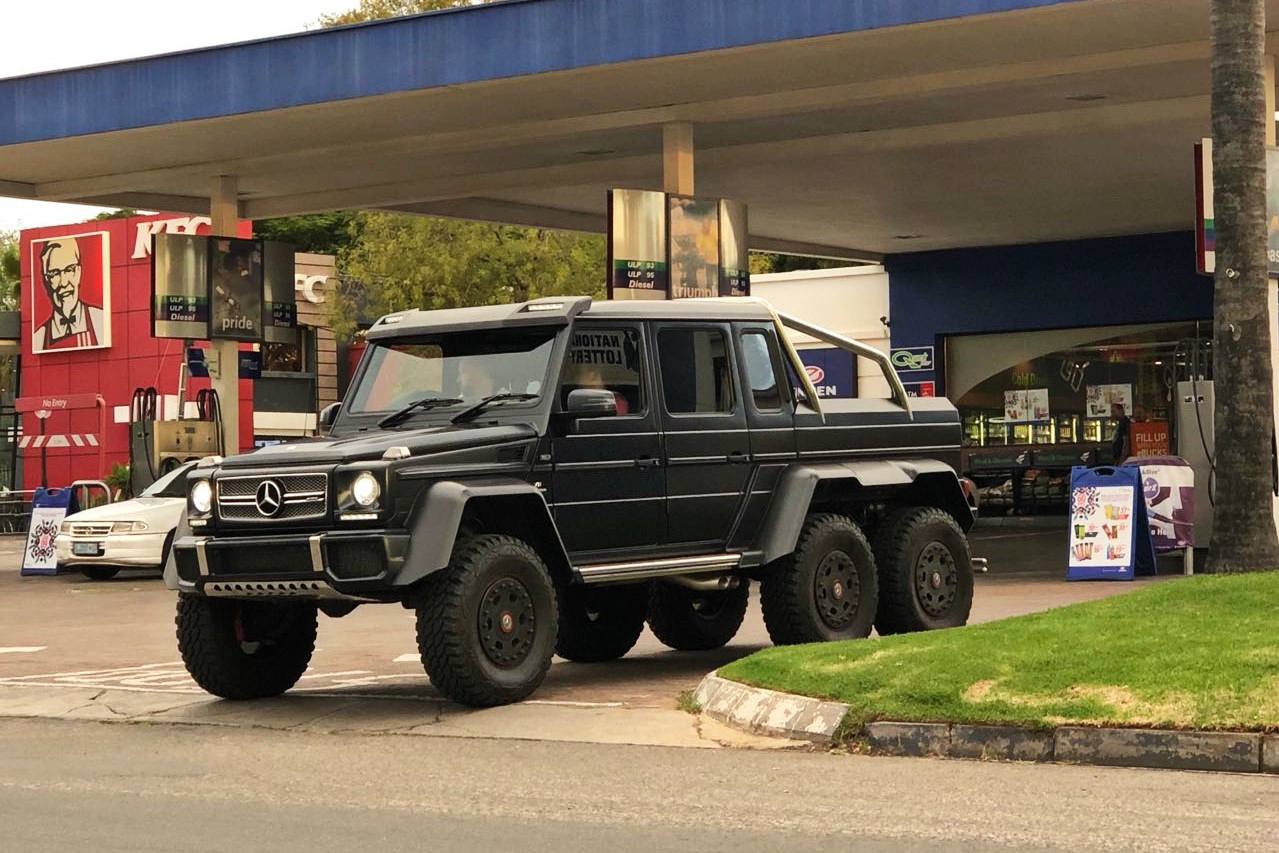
378 396 464 428
450 393 540 424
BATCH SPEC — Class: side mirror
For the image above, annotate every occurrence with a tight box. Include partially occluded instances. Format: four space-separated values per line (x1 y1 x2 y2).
319 402 340 430
565 388 617 418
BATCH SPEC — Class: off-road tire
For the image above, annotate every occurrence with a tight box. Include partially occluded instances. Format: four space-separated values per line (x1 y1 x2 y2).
647 582 749 651
175 595 317 699
416 534 557 707
555 583 648 662
873 506 973 635
759 513 878 645
81 566 120 581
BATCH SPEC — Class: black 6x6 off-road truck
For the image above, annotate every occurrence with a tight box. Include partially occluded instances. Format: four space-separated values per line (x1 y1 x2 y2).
166 296 975 707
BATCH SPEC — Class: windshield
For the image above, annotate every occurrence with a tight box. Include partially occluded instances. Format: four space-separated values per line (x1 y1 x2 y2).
142 462 197 498
349 327 558 416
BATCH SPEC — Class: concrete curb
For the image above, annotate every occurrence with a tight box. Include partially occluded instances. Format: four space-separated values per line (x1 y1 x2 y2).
694 672 1279 774
692 673 847 743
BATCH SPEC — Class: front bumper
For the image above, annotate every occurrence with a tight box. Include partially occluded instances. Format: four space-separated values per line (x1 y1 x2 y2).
171 530 411 600
55 531 169 568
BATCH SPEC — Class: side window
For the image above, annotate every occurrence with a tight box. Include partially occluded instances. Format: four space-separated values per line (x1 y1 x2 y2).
741 331 783 412
560 326 644 415
658 328 735 414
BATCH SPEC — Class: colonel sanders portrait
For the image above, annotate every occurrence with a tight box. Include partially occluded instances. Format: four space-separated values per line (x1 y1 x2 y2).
31 234 109 353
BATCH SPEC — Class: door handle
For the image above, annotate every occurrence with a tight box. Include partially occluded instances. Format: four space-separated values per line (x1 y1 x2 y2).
635 456 660 468
726 451 750 464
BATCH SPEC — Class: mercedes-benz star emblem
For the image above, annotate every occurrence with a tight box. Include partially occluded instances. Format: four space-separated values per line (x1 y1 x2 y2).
255 480 283 517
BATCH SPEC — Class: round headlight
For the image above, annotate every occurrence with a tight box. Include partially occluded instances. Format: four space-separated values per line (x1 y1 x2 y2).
190 480 213 514
351 472 381 508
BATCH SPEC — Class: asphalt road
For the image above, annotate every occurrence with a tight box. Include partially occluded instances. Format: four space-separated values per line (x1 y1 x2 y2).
3 718 1276 853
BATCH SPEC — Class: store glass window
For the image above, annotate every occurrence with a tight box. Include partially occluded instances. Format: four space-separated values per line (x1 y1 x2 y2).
262 328 315 374
949 321 1210 449
948 321 1211 514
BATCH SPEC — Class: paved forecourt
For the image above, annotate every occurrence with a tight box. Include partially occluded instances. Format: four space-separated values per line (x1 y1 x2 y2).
0 530 1160 749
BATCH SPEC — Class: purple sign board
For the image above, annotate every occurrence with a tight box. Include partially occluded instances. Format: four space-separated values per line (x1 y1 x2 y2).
1131 457 1195 550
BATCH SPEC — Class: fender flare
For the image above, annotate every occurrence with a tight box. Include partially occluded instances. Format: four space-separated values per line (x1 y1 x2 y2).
757 460 973 563
398 478 572 586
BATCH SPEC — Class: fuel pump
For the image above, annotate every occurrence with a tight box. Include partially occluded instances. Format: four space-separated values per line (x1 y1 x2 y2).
128 387 159 497
1172 334 1216 545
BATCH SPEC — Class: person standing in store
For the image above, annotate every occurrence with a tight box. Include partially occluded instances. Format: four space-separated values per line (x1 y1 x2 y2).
1110 401 1132 464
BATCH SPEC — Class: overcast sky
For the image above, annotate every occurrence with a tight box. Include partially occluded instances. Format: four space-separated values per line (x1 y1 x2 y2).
0 0 354 233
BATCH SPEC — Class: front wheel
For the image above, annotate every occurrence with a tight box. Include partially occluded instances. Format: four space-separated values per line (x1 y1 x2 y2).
647 582 749 651
176 596 317 699
873 506 973 635
759 513 878 645
416 534 558 707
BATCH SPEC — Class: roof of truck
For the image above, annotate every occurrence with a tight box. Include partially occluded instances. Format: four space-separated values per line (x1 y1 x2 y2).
583 298 776 322
364 296 777 339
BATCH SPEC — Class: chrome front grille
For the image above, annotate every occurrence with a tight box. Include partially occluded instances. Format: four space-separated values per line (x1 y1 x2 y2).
68 523 113 536
216 473 328 524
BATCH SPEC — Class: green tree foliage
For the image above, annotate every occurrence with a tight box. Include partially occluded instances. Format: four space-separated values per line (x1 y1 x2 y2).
749 253 871 276
329 212 603 339
253 212 360 255
316 0 483 27
0 232 19 311
93 208 139 220
0 232 19 400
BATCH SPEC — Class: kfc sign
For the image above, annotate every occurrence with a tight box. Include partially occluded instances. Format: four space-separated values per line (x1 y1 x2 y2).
132 216 212 259
295 274 328 304
29 231 111 353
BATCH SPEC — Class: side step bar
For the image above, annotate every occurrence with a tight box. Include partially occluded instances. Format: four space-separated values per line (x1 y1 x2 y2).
576 553 743 585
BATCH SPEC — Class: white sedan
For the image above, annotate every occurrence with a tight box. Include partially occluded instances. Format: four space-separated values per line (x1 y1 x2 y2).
55 462 196 580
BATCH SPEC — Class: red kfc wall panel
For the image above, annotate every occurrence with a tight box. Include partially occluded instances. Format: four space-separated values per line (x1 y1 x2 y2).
19 213 255 490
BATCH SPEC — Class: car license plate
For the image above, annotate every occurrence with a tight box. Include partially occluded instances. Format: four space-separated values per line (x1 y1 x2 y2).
72 542 103 556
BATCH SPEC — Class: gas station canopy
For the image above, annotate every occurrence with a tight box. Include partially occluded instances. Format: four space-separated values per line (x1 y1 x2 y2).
2 0 1278 260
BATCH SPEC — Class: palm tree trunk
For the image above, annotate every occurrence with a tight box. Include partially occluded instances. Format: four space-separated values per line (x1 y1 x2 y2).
1207 0 1279 572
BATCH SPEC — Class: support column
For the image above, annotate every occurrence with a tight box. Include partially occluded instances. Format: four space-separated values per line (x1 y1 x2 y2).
209 175 241 455
1264 57 1279 536
663 122 695 196
1264 56 1279 537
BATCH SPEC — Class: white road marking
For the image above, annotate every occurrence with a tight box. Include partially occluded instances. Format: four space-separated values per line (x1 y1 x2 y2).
393 654 420 663
4 662 179 679
0 680 203 695
525 700 625 708
0 662 426 696
0 647 47 655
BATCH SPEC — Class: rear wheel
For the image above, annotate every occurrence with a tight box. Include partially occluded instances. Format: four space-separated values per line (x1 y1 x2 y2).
873 506 973 635
759 513 878 645
80 566 120 581
416 534 558 707
176 596 317 699
555 584 648 662
647 582 749 651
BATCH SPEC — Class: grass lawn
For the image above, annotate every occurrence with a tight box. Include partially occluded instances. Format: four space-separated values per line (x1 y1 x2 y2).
720 573 1279 733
